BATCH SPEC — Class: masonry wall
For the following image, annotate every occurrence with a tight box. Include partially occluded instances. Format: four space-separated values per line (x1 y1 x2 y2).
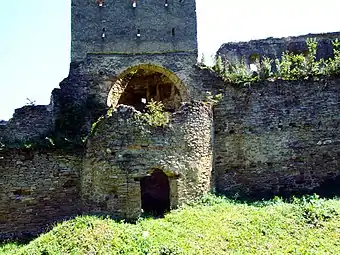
214 77 340 199
217 32 340 67
0 105 53 146
71 0 197 61
52 53 215 142
82 102 213 219
0 149 82 240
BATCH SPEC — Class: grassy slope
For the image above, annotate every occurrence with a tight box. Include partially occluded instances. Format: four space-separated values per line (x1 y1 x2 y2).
1 195 340 255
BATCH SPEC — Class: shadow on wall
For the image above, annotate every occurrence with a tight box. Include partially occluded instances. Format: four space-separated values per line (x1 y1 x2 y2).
219 175 340 202
314 175 340 198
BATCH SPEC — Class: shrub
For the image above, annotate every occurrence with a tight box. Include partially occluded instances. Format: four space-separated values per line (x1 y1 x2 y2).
204 91 223 106
212 38 340 85
322 39 340 75
213 56 224 74
306 38 320 76
139 100 170 127
223 59 255 84
259 56 273 79
293 194 339 227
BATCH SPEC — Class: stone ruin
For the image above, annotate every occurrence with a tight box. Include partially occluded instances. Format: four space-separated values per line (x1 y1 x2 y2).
0 0 340 240
217 32 340 67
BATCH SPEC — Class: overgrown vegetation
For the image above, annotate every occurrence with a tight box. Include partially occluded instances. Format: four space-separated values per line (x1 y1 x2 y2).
137 100 170 127
208 38 340 85
203 91 223 106
1 194 340 255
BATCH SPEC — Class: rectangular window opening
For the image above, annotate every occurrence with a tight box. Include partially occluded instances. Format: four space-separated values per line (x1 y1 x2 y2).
172 28 175 36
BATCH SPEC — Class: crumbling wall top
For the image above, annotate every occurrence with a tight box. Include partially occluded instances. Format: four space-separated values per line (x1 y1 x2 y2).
217 31 340 66
0 105 53 146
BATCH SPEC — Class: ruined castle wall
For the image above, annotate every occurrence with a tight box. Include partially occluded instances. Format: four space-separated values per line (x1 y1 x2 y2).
214 78 340 199
82 102 213 219
217 32 340 66
52 53 215 140
0 149 82 240
0 105 53 146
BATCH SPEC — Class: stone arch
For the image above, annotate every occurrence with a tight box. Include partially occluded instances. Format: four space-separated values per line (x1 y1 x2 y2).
107 64 188 112
249 52 260 64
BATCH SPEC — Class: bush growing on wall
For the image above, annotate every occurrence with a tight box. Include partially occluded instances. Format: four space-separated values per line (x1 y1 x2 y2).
259 56 273 79
306 38 319 76
321 39 340 76
138 100 170 127
212 38 340 85
221 59 255 84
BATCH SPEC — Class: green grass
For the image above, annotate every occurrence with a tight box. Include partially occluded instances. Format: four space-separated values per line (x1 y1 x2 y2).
1 194 340 255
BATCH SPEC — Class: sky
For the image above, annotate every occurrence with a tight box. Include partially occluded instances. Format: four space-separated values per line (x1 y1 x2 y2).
0 0 339 120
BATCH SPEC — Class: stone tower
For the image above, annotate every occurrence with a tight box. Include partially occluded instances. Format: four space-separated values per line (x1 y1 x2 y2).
52 0 205 141
64 0 216 219
71 0 198 61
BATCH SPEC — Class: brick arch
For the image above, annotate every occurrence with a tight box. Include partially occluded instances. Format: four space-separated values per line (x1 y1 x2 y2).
107 64 188 112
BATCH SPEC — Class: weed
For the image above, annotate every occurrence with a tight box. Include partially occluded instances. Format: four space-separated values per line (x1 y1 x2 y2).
212 38 340 85
138 100 170 127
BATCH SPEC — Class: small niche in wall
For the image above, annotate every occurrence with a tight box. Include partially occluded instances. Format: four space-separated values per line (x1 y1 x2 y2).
172 28 176 36
13 189 31 196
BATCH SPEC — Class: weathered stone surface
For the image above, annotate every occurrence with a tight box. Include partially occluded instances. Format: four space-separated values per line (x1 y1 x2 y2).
82 102 213 219
214 77 340 199
0 149 82 240
2 0 340 241
217 32 340 66
0 105 53 146
51 53 220 142
71 0 198 61
2 71 339 239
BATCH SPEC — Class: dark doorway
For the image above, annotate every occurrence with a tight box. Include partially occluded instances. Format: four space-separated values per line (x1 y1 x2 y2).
140 169 170 216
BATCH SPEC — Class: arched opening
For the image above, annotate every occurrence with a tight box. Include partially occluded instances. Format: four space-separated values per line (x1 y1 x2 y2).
249 53 260 64
107 64 187 112
249 53 260 72
140 169 170 216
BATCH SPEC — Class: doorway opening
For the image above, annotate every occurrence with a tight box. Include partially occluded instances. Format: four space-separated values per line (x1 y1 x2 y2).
140 169 170 216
